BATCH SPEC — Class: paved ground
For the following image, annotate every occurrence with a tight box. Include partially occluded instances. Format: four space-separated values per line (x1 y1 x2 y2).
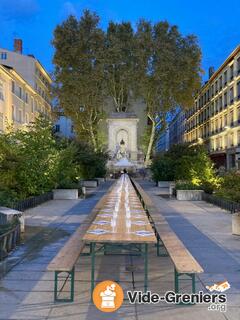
0 180 240 320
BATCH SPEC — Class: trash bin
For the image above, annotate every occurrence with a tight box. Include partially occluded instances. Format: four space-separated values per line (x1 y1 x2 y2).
232 212 240 235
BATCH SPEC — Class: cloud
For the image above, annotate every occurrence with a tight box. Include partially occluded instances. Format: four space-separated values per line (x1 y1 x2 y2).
0 0 40 22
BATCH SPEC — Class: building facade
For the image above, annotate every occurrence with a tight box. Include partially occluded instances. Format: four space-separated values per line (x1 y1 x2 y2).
0 40 52 132
184 45 240 169
156 110 185 153
0 40 51 106
54 114 75 138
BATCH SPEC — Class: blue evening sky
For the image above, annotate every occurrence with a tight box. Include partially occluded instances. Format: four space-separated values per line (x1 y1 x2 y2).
0 0 240 81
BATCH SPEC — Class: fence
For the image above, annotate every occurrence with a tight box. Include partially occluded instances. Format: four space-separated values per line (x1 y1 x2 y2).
202 193 240 214
0 222 21 261
12 192 53 211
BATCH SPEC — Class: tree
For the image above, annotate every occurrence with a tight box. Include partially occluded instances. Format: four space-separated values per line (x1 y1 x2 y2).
0 117 58 201
135 20 202 165
52 11 105 150
104 21 136 112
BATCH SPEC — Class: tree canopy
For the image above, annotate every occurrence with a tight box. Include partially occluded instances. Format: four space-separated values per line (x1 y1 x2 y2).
52 11 202 160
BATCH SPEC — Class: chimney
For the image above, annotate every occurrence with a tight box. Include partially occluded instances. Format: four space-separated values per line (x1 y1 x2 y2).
14 39 23 54
208 66 215 79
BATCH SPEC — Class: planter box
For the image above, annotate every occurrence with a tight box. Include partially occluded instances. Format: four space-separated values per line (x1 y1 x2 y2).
158 181 174 188
80 180 98 188
0 207 24 232
232 213 240 235
176 190 204 201
96 177 105 184
53 189 79 200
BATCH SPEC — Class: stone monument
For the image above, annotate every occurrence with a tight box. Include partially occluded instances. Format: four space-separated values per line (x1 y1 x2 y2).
106 112 144 172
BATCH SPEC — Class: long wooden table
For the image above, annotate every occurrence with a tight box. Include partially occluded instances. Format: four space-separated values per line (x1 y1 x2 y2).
82 174 156 295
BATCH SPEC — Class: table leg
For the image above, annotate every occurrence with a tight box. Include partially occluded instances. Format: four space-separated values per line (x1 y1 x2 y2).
91 242 96 299
144 244 148 292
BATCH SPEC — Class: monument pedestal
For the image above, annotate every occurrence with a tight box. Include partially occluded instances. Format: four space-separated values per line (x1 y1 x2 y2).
106 112 144 172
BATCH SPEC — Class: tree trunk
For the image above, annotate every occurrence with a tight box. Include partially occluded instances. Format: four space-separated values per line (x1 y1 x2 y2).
144 120 156 166
89 122 97 151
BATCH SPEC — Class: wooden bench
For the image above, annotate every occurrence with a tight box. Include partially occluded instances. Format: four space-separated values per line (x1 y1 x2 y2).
131 179 204 295
47 182 115 302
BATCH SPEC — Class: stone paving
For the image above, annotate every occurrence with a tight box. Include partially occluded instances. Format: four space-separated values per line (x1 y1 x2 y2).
0 180 240 319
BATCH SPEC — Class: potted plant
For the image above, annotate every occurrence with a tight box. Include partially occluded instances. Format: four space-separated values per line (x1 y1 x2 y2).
232 212 240 235
175 182 204 201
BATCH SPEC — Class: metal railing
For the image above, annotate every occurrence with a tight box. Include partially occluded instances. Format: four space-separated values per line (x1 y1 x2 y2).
12 192 53 211
202 193 240 214
0 222 21 261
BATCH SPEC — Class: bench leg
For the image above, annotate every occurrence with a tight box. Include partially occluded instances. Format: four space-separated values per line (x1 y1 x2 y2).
91 242 96 300
174 268 196 305
54 268 75 303
144 244 148 292
156 238 168 257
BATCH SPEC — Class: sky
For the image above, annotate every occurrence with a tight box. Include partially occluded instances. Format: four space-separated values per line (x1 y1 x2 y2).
0 0 240 82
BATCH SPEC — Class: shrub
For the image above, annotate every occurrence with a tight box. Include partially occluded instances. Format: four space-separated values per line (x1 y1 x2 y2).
151 143 220 192
150 156 175 181
0 117 108 206
175 182 203 190
215 170 240 202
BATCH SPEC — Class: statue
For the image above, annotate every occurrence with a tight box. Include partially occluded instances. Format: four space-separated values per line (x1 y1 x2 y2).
116 139 128 160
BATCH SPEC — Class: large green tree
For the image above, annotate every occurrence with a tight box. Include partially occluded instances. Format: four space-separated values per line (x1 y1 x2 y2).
135 20 202 165
104 21 136 112
53 12 201 161
52 11 105 150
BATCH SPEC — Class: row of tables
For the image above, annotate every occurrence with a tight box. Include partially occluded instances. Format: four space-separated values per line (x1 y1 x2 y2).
82 174 157 294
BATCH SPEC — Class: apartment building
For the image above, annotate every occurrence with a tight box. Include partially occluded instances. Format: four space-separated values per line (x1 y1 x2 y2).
0 40 51 106
0 64 51 132
185 45 240 169
0 40 52 132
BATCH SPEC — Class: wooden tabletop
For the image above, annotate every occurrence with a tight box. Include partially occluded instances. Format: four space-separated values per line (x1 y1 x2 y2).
82 175 156 244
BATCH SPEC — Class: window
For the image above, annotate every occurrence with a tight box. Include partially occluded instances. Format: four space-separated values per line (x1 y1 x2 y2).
11 81 15 93
25 113 29 124
224 135 228 148
229 133 234 146
215 99 218 114
219 136 222 149
25 92 28 104
224 92 227 107
219 117 223 130
12 106 15 121
0 81 4 101
230 64 234 80
55 124 60 132
230 87 234 104
19 87 22 99
224 113 228 127
0 52 7 60
215 81 218 94
237 81 240 99
211 84 214 97
224 70 227 85
238 130 240 146
219 96 222 110
215 119 218 132
18 110 22 123
237 57 240 74
230 111 234 127
238 107 240 123
31 98 34 113
219 76 222 90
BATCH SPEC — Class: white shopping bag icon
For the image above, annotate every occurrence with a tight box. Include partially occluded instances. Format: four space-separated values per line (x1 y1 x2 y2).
100 283 116 308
